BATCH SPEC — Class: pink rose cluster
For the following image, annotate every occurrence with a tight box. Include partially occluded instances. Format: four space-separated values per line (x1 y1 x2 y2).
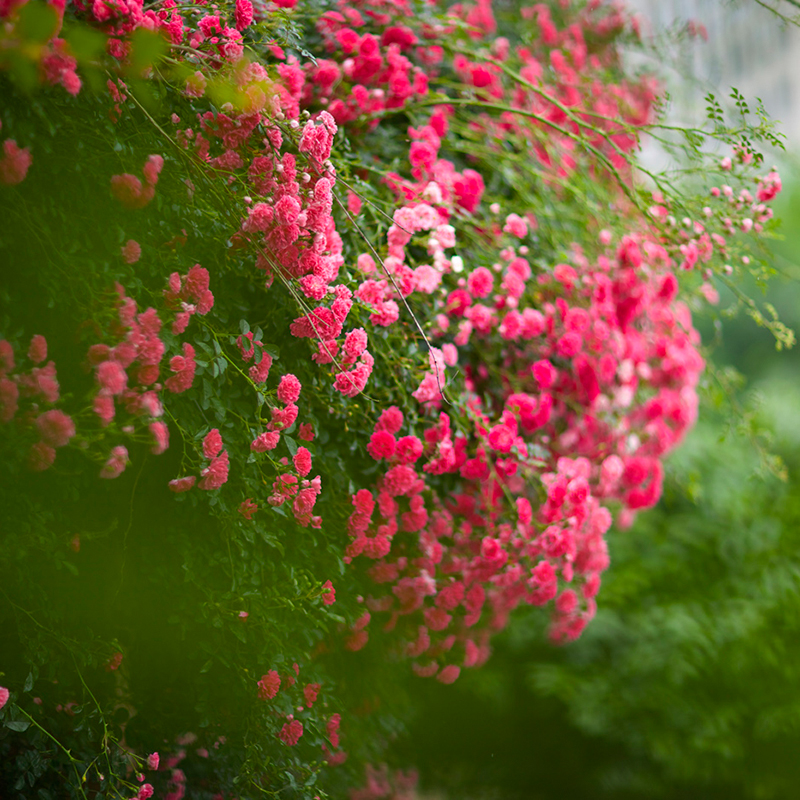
0 280 181 477
245 369 324 527
121 239 141 264
349 764 418 800
199 428 229 490
0 128 32 186
0 6 81 96
340 216 710 678
237 330 273 384
177 98 373 399
110 154 163 210
89 283 168 412
85 283 176 475
163 264 215 335
0 334 74 471
309 15 430 127
256 664 334 750
169 428 229 493
1 267 220 482
233 109 377 398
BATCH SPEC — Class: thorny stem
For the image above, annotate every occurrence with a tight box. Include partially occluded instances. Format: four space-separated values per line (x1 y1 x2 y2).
15 708 92 799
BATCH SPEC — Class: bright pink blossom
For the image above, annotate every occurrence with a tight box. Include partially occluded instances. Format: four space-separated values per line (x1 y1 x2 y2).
343 328 368 359
142 154 164 186
203 428 223 458
532 359 557 389
238 498 258 519
199 450 229 490
110 173 153 210
503 213 528 237
376 406 403 434
28 442 55 471
97 360 128 395
466 267 494 298
277 374 302 404
121 240 141 264
303 682 320 708
347 191 362 215
165 343 196 393
278 719 303 745
257 670 280 700
94 392 115 426
100 446 129 479
249 353 273 383
270 403 299 431
395 435 423 464
437 665 461 684
235 0 253 29
326 713 341 747
0 139 32 185
29 362 59 403
367 430 396 460
169 476 196 493
293 446 312 476
149 421 169 454
36 410 75 448
184 265 209 299
251 431 280 452
757 170 781 203
28 335 47 364
487 424 514 453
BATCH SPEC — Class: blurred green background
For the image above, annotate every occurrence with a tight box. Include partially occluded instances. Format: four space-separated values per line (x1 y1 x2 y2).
391 181 800 800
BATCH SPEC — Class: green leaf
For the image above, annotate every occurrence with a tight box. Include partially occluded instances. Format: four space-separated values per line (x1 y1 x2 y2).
5 720 30 732
64 23 106 63
17 3 59 44
5 51 38 91
128 28 168 75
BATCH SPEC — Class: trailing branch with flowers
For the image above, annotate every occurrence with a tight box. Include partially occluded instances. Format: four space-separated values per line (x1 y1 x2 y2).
0 0 787 797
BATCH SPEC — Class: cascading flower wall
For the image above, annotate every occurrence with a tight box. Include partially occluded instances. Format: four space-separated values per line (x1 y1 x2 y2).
0 0 785 797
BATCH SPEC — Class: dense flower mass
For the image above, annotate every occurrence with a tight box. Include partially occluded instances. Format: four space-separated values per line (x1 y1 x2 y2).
0 0 786 796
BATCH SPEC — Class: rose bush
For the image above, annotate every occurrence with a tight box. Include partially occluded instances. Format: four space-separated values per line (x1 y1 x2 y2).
0 0 786 797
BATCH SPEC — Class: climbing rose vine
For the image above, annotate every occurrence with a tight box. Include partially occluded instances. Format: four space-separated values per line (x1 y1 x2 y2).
0 0 784 797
